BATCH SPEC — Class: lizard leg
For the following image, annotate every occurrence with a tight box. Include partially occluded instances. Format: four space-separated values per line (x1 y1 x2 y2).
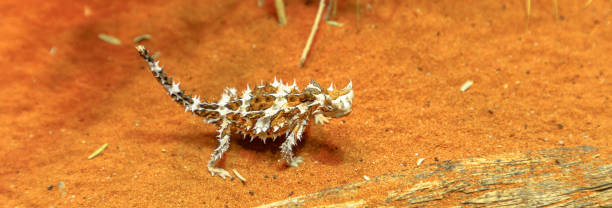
207 120 232 179
280 121 307 167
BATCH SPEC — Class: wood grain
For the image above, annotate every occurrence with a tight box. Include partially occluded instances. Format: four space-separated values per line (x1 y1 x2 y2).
258 146 611 207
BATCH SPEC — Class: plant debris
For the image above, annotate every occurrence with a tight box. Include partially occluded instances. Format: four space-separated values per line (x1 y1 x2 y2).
274 0 287 25
233 169 246 182
326 20 344 27
133 34 151 44
417 158 425 166
299 0 326 68
88 143 108 159
98 34 121 45
460 80 474 92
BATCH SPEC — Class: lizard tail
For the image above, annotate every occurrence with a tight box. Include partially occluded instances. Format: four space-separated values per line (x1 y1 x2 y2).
136 45 221 123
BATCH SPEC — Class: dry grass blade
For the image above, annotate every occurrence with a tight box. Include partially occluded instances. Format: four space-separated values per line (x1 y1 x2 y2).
88 143 108 159
233 169 246 182
298 0 326 68
356 0 361 32
584 0 593 8
526 0 531 28
274 0 287 25
98 34 121 45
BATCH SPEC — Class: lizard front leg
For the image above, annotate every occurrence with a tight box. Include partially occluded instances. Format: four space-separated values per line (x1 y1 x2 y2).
280 121 307 167
207 119 232 179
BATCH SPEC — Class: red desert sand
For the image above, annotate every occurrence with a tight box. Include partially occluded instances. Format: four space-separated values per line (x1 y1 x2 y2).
1 0 610 207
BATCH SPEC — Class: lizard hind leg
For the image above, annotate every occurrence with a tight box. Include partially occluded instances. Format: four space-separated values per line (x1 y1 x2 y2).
280 122 307 167
207 120 232 179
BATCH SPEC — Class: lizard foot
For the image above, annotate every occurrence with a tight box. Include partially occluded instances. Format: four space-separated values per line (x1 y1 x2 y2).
288 156 303 168
208 166 232 179
314 114 330 125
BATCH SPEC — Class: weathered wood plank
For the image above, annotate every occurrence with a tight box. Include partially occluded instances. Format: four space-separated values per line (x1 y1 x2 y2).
258 146 611 208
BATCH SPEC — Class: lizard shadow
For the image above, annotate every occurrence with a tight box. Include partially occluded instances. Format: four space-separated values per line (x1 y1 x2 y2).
233 129 346 168
233 131 307 156
130 128 301 154
235 125 346 167
131 125 345 168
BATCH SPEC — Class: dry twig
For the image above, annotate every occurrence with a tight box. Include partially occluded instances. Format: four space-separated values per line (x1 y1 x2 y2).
299 0 326 68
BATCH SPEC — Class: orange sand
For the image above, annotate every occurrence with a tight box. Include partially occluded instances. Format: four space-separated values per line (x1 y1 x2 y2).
1 0 610 207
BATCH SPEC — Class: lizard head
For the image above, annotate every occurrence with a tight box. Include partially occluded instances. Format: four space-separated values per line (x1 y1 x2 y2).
304 80 354 118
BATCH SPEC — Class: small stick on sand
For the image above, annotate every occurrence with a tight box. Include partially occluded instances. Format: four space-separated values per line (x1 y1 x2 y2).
133 34 151 44
325 5 343 26
299 0 326 68
332 0 337 18
417 158 425 166
88 143 108 159
525 0 531 28
98 34 121 45
356 0 361 32
324 0 343 27
460 80 474 92
232 169 246 182
274 0 287 25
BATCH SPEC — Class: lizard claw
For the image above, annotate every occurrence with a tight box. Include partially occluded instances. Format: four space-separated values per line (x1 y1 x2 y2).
314 114 330 125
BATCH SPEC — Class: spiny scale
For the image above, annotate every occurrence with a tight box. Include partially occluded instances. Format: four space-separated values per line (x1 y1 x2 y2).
136 45 354 179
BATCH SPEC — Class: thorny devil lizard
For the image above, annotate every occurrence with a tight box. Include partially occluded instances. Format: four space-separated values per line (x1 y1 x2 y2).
136 45 354 179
